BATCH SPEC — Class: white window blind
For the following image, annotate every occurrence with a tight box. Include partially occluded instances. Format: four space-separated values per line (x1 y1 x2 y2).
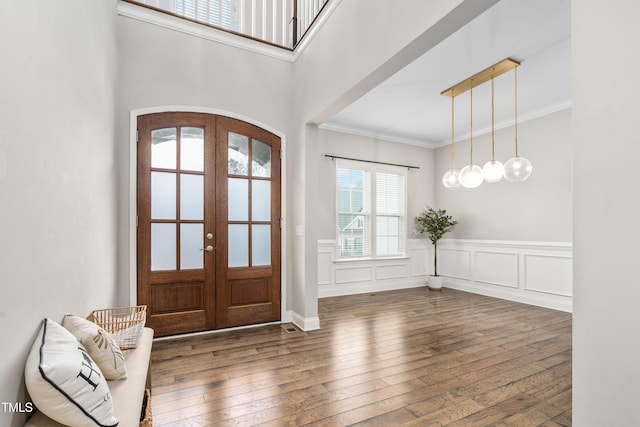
134 0 239 31
336 165 371 258
336 160 407 259
376 171 406 256
176 0 238 30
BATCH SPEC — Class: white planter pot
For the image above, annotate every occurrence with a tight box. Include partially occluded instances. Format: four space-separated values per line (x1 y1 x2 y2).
428 275 443 291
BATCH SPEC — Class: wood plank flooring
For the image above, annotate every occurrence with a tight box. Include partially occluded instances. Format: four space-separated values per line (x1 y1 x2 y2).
150 288 572 426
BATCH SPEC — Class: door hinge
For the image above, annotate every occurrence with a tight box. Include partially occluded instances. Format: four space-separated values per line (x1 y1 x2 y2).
279 148 283 159
136 130 139 143
136 216 138 227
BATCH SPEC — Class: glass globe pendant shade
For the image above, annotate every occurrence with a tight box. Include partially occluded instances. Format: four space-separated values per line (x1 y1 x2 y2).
482 160 505 183
459 164 483 188
503 156 533 182
442 168 460 189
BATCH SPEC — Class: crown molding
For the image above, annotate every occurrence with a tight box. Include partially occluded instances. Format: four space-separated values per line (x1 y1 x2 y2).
319 100 571 150
318 122 440 149
433 99 572 148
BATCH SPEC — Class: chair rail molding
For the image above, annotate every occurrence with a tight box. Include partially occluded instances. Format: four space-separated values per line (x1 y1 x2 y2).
437 238 573 312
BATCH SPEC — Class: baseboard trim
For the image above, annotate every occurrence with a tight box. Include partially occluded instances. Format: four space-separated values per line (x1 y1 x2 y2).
444 278 572 313
290 311 321 331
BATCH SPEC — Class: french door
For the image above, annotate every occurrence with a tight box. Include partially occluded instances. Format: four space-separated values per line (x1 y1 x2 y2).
137 112 281 336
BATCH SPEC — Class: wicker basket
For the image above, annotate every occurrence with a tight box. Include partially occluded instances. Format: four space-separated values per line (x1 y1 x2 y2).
139 389 152 427
87 305 147 349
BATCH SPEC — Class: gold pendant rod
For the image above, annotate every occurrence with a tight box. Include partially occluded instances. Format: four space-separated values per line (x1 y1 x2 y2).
441 58 520 98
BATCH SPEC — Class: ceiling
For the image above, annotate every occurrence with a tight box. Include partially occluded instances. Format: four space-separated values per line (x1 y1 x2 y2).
320 0 571 148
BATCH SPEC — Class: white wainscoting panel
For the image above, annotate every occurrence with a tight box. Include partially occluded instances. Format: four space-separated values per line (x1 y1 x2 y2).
475 251 519 288
524 254 573 297
439 248 471 280
375 263 409 280
335 266 372 284
317 239 429 297
439 239 573 312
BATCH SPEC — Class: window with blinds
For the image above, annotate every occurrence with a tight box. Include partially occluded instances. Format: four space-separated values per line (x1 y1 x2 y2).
132 0 238 32
336 160 407 259
376 172 406 256
336 166 371 258
176 0 238 30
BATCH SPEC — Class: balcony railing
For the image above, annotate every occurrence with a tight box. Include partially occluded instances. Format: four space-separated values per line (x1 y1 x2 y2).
124 0 330 49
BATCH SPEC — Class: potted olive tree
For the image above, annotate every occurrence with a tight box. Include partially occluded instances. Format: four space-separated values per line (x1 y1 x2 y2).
415 207 457 290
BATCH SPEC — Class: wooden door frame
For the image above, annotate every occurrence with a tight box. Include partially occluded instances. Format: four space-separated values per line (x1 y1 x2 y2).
127 106 288 326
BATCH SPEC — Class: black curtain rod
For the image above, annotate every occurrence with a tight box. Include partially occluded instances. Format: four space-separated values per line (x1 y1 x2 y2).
324 154 419 170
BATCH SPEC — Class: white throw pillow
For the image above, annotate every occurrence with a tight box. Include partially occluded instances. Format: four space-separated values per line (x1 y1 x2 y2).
25 318 119 427
63 314 127 380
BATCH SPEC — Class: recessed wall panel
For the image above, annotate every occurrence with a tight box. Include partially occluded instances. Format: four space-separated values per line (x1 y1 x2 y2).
525 255 573 296
439 248 471 280
375 263 408 280
335 266 372 284
475 251 519 288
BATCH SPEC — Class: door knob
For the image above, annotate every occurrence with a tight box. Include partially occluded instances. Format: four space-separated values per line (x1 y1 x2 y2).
200 245 215 253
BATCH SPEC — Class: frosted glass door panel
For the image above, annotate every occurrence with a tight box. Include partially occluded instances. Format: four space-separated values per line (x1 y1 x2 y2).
151 172 176 219
151 128 177 169
180 127 204 171
151 223 176 270
252 225 271 266
228 132 249 175
228 224 248 267
180 174 204 220
180 223 204 270
228 178 248 221
252 140 271 177
251 180 270 221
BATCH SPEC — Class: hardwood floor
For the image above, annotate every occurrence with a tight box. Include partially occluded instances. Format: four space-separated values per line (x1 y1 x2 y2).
150 288 572 426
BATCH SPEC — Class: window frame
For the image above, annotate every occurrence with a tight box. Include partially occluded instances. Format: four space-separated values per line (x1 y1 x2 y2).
335 159 408 260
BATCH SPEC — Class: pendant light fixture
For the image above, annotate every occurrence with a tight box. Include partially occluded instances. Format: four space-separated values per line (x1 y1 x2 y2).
503 66 533 182
458 83 483 188
440 58 528 189
481 69 505 183
442 94 460 188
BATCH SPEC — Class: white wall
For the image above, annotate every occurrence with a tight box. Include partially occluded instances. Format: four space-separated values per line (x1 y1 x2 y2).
572 1 640 425
0 1 119 426
116 16 293 131
435 108 573 242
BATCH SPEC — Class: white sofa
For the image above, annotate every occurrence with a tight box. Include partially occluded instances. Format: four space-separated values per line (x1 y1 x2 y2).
26 327 154 427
